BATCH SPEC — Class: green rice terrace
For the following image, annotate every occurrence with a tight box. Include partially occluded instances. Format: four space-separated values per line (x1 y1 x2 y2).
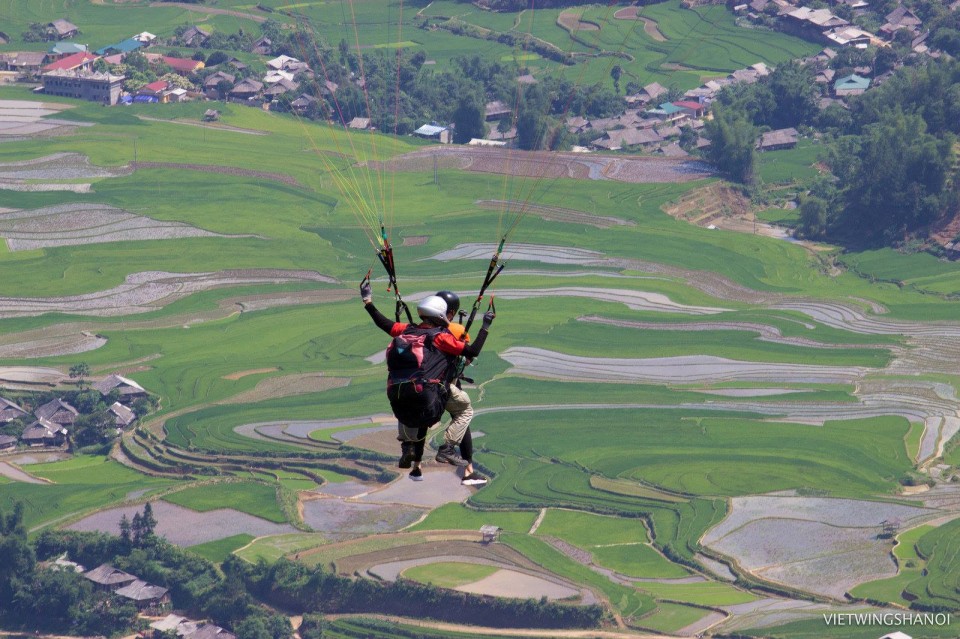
0 2 958 638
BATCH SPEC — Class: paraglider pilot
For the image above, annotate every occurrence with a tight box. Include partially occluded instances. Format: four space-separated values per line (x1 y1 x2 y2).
361 281 494 482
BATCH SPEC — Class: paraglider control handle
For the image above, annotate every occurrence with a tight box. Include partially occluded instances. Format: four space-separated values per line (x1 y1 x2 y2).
360 272 373 304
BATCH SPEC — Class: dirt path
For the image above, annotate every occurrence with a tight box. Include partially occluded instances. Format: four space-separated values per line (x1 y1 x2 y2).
529 508 547 533
136 115 267 135
325 614 674 638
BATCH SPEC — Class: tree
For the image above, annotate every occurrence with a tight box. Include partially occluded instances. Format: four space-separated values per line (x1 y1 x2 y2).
69 363 91 388
119 515 132 548
0 503 36 609
832 110 955 245
141 502 158 538
610 65 622 93
452 93 485 144
516 109 547 150
765 61 818 128
797 196 830 239
704 108 757 184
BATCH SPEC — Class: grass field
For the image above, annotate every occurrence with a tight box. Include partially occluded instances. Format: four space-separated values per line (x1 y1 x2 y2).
162 481 287 523
849 523 933 604
401 561 499 589
0 1 958 630
187 533 256 563
0 456 178 531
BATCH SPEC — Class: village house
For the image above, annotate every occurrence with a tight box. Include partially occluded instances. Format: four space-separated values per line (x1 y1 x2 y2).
48 19 79 40
413 123 451 143
880 6 922 39
20 418 68 447
672 100 708 118
48 42 88 59
95 37 143 56
834 73 871 97
35 398 79 426
138 80 168 100
757 127 799 151
251 37 273 56
825 25 874 48
626 81 668 106
0 397 27 423
783 7 849 39
203 71 236 98
267 55 300 71
0 434 16 451
110 402 137 428
95 374 148 403
179 26 209 47
229 78 264 103
41 68 125 104
84 564 137 592
485 100 511 122
264 78 300 100
7 51 47 77
160 55 205 75
203 108 220 121
115 579 170 612
591 127 662 151
42 51 98 74
657 142 689 157
133 32 156 45
646 102 688 124
290 94 318 115
348 116 372 130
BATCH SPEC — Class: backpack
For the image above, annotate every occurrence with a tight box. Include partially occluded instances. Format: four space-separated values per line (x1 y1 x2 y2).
384 325 453 429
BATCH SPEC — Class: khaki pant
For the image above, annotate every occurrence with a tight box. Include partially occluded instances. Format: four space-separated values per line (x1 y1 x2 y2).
443 384 473 446
396 384 472 445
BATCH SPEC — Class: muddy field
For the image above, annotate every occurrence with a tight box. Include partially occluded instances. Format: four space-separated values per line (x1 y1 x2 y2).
357 466 473 507
0 101 90 139
299 496 423 539
500 348 868 384
370 146 713 183
0 461 47 484
0 269 335 319
67 500 296 546
558 11 600 32
702 495 937 598
0 202 238 250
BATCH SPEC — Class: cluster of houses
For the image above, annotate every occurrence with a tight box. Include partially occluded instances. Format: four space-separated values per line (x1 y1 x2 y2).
61 559 238 637
82 563 171 613
738 0 939 57
0 374 145 451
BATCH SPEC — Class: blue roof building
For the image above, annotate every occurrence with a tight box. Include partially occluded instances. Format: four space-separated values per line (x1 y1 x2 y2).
834 74 871 96
96 38 143 56
49 42 88 56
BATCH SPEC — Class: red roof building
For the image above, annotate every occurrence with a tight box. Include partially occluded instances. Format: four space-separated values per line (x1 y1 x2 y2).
161 56 204 74
671 101 708 117
43 51 98 72
141 80 168 94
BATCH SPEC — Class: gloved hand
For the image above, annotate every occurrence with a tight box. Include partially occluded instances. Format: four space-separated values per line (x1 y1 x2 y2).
360 280 372 303
481 310 495 329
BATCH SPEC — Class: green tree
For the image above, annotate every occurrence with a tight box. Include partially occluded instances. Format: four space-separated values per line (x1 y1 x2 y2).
797 196 830 239
704 108 757 184
517 109 547 150
452 93 485 143
69 362 91 388
834 110 955 245
766 61 818 128
610 65 622 93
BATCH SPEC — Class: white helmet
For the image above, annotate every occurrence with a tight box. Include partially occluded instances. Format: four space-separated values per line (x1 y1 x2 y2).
417 295 448 325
